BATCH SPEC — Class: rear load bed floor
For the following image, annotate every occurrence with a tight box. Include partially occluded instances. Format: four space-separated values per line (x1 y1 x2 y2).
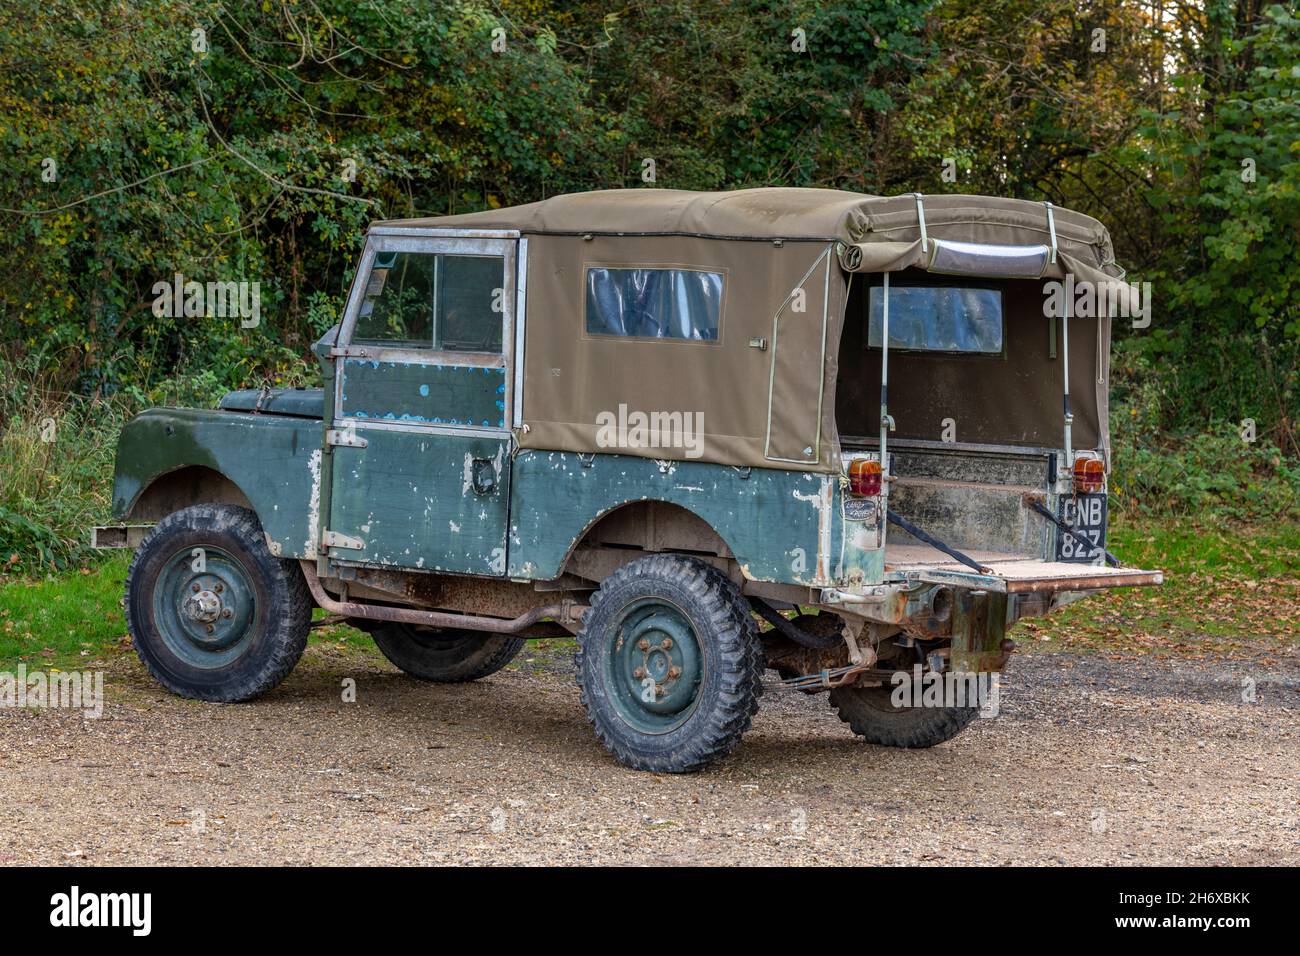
886 544 1028 570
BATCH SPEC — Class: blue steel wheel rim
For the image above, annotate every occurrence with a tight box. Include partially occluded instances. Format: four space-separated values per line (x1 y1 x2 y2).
151 546 259 669
604 597 703 735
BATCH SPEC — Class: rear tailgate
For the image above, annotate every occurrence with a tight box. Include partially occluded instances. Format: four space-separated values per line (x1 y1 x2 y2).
884 545 1163 594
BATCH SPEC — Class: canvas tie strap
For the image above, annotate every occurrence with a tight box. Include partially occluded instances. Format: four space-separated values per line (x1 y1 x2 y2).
1043 200 1058 264
911 192 928 253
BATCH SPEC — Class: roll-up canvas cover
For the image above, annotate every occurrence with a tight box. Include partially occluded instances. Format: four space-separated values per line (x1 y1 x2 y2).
379 188 1123 472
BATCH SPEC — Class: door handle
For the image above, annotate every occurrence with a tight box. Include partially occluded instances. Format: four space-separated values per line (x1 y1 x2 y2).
471 458 497 495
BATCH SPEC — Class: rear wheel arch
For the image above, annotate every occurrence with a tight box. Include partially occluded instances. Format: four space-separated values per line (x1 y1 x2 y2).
557 499 744 583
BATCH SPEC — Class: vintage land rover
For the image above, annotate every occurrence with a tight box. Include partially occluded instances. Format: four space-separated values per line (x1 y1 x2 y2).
96 188 1162 772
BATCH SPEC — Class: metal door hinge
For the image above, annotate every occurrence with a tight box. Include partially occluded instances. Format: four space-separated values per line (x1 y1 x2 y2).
326 428 368 448
321 529 365 551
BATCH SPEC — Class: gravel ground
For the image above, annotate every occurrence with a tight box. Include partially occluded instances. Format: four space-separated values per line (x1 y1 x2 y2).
2 643 1297 866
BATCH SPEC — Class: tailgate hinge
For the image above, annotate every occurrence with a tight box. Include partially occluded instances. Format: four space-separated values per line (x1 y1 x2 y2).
321 529 365 551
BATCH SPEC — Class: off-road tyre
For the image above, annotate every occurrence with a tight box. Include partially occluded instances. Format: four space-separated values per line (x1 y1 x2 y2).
829 682 978 748
371 623 525 682
125 504 310 702
576 555 763 773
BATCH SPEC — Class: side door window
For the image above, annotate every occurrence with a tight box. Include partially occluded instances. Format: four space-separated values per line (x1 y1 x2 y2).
343 245 509 428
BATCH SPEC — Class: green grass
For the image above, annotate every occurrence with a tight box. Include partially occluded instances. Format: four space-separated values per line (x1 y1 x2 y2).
1 519 1295 672
307 618 384 658
0 552 132 668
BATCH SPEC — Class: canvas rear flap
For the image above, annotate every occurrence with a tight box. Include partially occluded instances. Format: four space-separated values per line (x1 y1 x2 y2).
766 245 838 464
835 270 1109 453
834 197 1125 460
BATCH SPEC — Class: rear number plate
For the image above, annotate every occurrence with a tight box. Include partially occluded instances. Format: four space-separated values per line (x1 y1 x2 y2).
1056 494 1107 562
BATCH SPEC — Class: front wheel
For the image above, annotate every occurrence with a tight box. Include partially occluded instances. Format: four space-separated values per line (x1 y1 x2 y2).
125 504 311 702
576 555 763 773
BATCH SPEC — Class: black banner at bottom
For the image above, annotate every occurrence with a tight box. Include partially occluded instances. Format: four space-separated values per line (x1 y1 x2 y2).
1 865 1276 942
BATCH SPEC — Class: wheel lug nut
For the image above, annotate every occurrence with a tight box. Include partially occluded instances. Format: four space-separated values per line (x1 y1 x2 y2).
633 667 645 679
205 624 214 634
668 666 681 678
221 608 232 619
214 583 223 593
661 638 673 649
191 583 201 592
655 685 665 697
637 639 649 651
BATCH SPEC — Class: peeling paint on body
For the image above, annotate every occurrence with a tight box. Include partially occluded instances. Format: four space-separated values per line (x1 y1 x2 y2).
342 358 506 428
507 450 838 585
305 448 322 558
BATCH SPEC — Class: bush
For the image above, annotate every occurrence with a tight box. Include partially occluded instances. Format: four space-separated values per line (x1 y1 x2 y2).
0 362 127 573
1109 343 1300 520
0 354 315 576
1111 418 1300 521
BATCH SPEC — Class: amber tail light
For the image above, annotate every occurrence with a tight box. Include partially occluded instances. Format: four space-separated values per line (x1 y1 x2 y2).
847 458 882 497
1073 455 1105 493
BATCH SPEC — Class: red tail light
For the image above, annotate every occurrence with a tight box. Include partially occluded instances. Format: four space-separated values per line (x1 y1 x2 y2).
848 458 882 496
1073 455 1105 493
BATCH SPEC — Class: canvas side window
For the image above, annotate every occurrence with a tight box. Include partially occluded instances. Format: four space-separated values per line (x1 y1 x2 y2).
867 285 1003 354
353 252 504 353
585 267 722 341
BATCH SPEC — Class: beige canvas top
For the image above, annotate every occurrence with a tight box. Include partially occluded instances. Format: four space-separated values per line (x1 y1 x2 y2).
384 188 1118 263
386 187 869 239
375 189 1123 472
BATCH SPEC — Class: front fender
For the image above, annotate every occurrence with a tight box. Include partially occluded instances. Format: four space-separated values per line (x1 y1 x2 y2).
113 408 323 559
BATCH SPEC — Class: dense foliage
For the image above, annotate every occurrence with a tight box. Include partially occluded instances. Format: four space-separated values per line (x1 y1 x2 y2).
1 0 1297 568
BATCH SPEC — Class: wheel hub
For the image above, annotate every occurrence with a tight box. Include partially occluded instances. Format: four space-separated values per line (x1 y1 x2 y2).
607 599 704 733
183 589 222 624
153 547 258 666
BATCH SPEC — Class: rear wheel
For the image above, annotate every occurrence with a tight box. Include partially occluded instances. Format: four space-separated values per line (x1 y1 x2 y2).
371 623 525 682
125 504 310 702
576 555 763 773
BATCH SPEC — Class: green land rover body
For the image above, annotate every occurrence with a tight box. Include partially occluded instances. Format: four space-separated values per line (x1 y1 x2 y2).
96 188 1162 772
